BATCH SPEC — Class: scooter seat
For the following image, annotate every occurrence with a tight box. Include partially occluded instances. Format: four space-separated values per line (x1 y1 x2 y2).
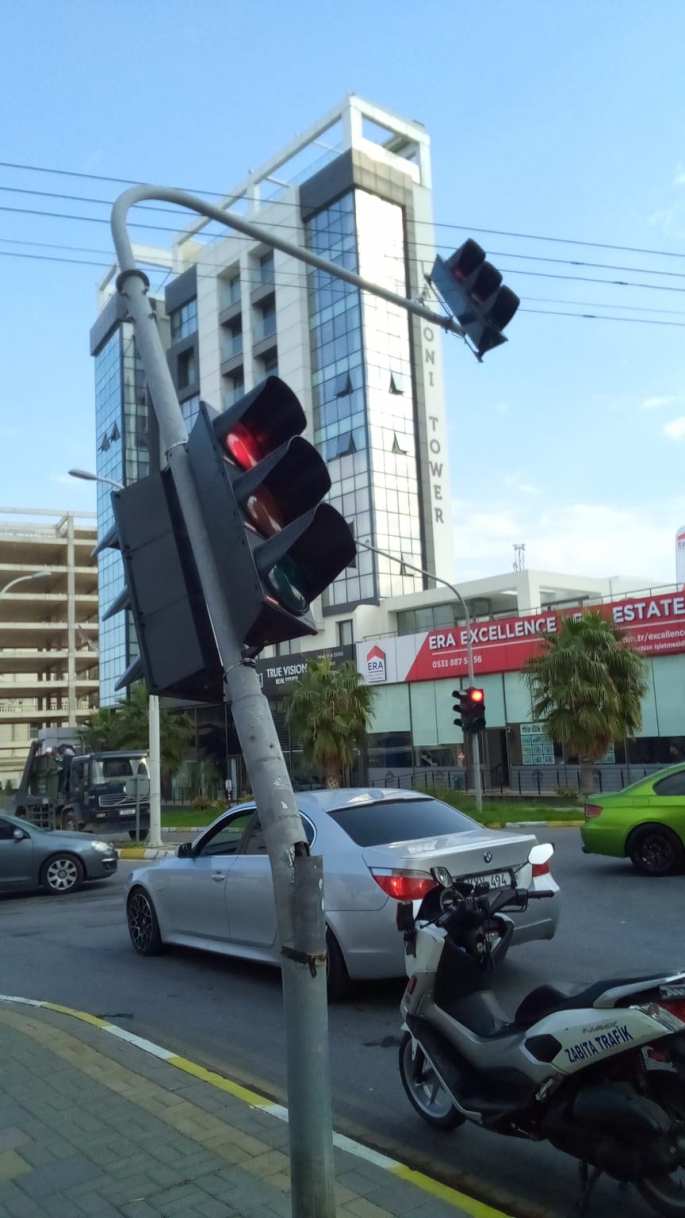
515 974 670 1028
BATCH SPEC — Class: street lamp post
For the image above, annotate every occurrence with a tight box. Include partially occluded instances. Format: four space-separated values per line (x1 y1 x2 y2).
69 468 163 848
0 571 53 599
357 540 483 813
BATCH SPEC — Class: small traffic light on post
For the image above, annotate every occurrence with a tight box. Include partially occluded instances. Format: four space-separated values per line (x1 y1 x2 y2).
186 377 356 653
428 239 520 360
452 686 486 734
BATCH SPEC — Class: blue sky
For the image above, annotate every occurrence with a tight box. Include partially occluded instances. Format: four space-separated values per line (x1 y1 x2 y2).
2 0 684 584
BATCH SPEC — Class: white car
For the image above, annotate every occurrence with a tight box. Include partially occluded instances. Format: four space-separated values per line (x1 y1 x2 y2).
126 788 560 997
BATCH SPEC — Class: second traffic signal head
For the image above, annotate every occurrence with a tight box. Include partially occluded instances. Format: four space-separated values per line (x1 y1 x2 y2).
187 377 356 652
466 687 486 733
452 686 486 733
429 239 520 359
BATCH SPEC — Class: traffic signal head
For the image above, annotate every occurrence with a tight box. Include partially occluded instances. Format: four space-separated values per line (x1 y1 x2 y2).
187 377 356 653
429 240 520 359
97 470 222 701
466 687 486 733
452 686 486 733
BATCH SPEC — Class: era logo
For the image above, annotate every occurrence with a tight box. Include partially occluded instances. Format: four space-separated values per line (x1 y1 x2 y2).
366 645 386 683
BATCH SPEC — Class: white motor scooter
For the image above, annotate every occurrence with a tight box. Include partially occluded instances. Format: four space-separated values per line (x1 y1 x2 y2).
397 845 685 1216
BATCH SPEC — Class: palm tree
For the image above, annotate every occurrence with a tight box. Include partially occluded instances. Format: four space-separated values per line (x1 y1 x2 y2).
80 684 193 781
285 656 376 788
525 611 648 794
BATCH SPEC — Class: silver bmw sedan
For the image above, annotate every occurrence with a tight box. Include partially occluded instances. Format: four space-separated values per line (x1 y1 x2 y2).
126 789 559 997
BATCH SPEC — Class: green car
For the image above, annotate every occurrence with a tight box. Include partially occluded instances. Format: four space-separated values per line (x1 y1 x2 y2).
581 764 685 876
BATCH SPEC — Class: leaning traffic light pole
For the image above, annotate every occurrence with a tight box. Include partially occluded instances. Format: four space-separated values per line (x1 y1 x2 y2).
109 184 497 1217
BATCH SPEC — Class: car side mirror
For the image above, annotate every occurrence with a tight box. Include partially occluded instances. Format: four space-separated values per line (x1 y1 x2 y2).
176 842 194 859
12 827 26 842
528 842 554 867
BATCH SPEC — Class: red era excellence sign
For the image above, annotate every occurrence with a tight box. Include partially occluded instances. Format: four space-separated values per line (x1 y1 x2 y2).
404 592 685 683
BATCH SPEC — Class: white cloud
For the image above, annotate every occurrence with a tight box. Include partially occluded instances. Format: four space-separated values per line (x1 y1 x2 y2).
452 498 681 584
674 167 685 187
664 417 685 441
641 395 676 411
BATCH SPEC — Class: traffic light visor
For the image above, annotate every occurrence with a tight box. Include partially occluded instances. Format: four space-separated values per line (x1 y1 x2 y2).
212 377 306 466
448 239 486 282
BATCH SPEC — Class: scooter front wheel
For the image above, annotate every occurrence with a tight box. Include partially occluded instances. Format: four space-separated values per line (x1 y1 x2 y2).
398 1032 465 1130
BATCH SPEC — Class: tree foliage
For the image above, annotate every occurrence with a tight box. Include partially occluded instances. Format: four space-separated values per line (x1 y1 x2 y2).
79 684 193 780
285 656 376 788
525 611 647 792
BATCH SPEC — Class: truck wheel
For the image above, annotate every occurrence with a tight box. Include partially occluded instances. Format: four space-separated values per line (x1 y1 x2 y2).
41 854 84 895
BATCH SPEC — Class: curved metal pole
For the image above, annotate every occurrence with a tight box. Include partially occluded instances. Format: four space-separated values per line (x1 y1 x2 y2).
357 540 483 813
110 186 336 1216
111 185 463 343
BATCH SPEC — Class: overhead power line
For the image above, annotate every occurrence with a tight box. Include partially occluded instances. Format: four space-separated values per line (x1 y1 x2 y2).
2 200 685 301
0 246 682 329
2 182 685 284
1 157 685 262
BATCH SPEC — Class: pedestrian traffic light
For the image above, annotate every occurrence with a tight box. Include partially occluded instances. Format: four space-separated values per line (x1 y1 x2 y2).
428 239 520 359
96 470 222 701
186 376 356 653
452 687 486 733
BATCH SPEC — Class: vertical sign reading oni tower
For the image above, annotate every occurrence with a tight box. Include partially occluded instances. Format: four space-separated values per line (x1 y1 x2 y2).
417 265 454 585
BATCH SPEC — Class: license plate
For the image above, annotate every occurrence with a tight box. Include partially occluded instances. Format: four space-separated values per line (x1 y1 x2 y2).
118 810 136 818
466 871 512 889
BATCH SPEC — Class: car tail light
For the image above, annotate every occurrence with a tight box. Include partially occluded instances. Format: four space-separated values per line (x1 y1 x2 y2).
661 999 685 1024
532 860 551 878
371 870 436 901
585 804 603 819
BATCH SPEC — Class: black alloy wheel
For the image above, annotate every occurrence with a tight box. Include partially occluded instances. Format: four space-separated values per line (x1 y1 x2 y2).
127 888 163 955
628 825 685 877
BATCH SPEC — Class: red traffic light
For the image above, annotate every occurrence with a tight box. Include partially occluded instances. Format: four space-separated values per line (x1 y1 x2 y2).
469 688 484 703
224 421 267 470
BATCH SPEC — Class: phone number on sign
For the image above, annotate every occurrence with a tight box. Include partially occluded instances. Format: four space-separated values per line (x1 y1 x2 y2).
431 655 483 670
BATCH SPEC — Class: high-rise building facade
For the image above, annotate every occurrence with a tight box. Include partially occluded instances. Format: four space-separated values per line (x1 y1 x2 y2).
91 96 453 703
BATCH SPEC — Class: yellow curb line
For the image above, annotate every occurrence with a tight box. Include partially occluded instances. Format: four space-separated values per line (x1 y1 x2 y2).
0 995 515 1218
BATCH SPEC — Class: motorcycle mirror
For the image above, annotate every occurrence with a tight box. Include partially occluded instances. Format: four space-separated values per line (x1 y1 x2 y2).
528 842 554 867
430 866 453 888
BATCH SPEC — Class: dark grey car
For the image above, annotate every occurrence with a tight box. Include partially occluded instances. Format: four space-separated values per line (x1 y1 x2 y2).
0 812 118 895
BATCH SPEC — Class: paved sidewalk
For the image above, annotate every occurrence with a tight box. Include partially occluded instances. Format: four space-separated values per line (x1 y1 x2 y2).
0 999 505 1218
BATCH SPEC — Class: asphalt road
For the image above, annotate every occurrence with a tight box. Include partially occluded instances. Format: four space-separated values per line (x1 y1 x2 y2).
1 829 683 1218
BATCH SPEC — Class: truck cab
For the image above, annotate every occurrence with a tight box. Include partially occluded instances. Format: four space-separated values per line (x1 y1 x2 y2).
13 730 151 839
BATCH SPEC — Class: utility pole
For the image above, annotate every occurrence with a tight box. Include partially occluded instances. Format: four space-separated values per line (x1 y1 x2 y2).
357 540 483 814
108 184 477 1216
148 694 162 848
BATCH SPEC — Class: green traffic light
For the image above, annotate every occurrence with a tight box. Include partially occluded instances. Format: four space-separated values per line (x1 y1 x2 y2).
267 556 309 615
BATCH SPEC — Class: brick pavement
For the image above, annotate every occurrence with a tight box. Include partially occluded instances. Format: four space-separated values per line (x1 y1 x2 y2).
0 1000 505 1218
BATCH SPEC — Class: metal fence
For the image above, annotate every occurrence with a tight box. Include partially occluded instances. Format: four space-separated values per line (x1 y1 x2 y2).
368 762 666 798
